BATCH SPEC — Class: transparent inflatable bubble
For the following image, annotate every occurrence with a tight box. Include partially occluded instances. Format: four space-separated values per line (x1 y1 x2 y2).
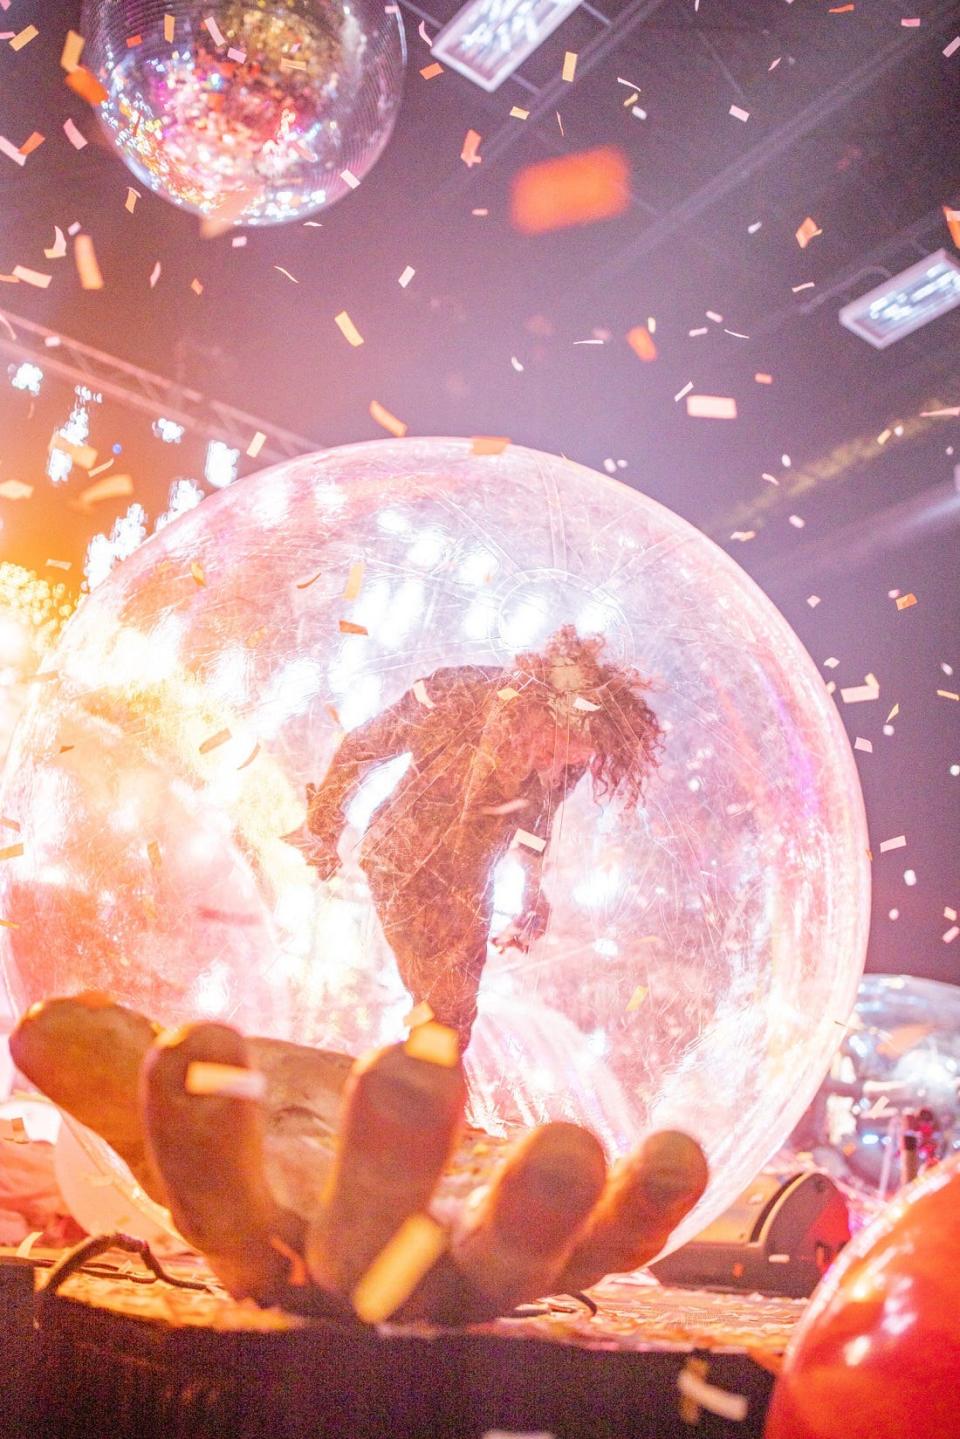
0 439 869 1252
80 0 406 226
787 974 960 1198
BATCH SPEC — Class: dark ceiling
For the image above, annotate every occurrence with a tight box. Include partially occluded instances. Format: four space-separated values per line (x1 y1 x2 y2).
0 0 958 983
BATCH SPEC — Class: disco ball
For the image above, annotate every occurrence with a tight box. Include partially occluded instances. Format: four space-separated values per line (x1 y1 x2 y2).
0 439 869 1253
80 0 406 225
787 974 960 1196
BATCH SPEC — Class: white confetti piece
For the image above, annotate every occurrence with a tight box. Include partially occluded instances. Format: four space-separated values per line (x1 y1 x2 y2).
514 828 546 853
63 118 87 149
398 265 415 287
413 679 435 709
203 15 226 46
674 381 694 402
149 260 161 287
729 104 750 122
944 35 960 56
879 835 906 853
12 265 51 288
943 926 959 944
686 394 737 420
44 226 67 260
0 135 26 167
841 681 880 704
854 737 873 753
340 168 360 189
676 1369 748 1423
807 595 821 607
247 431 266 458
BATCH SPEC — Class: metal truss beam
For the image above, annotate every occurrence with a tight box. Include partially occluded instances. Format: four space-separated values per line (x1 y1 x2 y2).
0 308 317 465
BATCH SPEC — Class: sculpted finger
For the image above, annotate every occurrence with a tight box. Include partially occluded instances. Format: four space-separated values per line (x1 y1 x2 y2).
441 1122 606 1318
142 1021 320 1309
246 1036 353 1221
557 1130 708 1292
306 1023 466 1301
9 992 165 1203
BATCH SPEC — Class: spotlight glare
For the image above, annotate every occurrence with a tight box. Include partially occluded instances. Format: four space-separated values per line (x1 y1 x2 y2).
204 440 240 489
153 417 186 444
10 361 43 396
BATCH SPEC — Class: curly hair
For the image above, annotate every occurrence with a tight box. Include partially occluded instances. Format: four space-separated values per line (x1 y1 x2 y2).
491 625 663 810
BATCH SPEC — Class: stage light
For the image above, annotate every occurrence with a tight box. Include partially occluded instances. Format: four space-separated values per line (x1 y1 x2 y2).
155 478 204 531
9 361 43 395
432 0 582 91
153 417 186 444
839 249 960 349
204 439 240 488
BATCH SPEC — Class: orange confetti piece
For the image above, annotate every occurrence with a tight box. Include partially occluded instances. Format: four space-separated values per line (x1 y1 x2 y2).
895 593 917 610
164 14 175 42
754 372 773 384
0 843 24 862
510 106 529 120
339 620 368 636
199 728 232 754
9 25 39 51
943 206 960 250
19 132 45 156
60 29 85 70
51 433 97 469
125 187 140 213
247 431 266 458
829 4 855 10
404 1021 460 1067
296 567 324 590
342 560 365 601
626 325 657 362
74 473 133 508
470 436 510 455
191 561 206 587
147 840 162 869
74 234 104 290
236 741 260 771
795 216 822 248
191 278 204 295
65 67 109 105
511 146 629 235
126 34 143 47
562 50 577 82
334 310 364 346
369 399 407 437
420 61 443 78
352 1214 447 1323
626 984 648 1012
460 129 482 167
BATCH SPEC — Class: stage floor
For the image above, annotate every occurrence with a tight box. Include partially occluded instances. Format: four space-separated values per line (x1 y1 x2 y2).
4 1244 804 1439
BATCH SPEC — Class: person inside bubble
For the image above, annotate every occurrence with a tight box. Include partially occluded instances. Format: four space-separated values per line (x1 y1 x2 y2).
285 626 662 1049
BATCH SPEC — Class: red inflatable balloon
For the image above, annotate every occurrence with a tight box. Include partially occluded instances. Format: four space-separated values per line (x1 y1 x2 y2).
765 1156 960 1439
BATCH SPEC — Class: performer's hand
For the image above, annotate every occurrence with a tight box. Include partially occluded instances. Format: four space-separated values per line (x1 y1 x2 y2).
493 895 551 953
11 998 708 1327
